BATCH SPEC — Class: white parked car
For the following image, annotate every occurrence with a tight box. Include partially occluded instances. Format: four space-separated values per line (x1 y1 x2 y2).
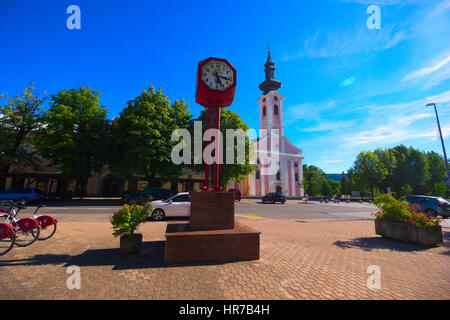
147 192 191 221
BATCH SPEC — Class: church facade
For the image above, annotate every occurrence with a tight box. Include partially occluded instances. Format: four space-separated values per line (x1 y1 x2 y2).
231 50 304 197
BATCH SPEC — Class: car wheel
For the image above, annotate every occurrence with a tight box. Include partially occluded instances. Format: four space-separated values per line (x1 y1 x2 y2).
271 200 275 204
151 209 165 221
426 209 437 217
18 198 28 205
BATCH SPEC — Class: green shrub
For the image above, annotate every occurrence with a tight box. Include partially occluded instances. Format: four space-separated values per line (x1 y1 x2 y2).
372 193 442 227
372 193 411 221
111 204 153 238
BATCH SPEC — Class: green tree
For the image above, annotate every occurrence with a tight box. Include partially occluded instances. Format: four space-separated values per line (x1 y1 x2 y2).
108 86 191 187
426 151 447 190
302 165 329 196
190 108 258 187
36 87 109 197
329 180 341 197
399 183 413 197
321 179 332 197
340 171 351 196
432 182 447 197
374 148 397 193
0 83 45 189
406 147 429 194
389 145 429 194
352 151 387 199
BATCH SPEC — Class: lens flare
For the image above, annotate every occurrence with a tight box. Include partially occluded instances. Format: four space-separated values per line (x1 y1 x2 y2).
339 76 356 88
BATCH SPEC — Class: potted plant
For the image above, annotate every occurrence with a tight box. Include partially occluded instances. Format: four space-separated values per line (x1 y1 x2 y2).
372 194 443 246
111 203 154 254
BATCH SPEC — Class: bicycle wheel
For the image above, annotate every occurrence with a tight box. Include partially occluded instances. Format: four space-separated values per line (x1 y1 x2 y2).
15 227 40 247
35 223 57 240
0 235 15 256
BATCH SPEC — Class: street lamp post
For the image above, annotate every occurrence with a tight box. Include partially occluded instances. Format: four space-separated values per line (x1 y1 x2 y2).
426 103 449 183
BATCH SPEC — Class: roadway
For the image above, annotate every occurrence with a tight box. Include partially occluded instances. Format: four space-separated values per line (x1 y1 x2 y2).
8 199 447 228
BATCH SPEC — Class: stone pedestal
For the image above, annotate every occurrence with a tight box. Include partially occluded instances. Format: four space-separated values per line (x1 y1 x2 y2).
164 191 260 265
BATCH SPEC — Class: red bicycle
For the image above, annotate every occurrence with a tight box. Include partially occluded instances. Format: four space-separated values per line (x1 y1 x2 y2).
0 221 16 256
29 204 58 240
1 201 41 247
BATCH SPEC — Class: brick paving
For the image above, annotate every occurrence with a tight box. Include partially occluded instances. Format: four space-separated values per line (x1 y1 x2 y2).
0 219 449 300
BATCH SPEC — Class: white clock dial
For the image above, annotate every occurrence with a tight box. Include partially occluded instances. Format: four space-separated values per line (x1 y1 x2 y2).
201 61 234 91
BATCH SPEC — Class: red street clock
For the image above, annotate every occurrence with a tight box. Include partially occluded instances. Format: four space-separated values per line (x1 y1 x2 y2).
195 57 236 191
196 57 237 108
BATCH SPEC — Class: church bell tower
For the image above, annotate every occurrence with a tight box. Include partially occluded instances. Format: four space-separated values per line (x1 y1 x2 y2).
258 46 285 136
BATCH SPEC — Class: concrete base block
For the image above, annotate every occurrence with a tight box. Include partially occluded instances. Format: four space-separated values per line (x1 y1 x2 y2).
165 220 260 265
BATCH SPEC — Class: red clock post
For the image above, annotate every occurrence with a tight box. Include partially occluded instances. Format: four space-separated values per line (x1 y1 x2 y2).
164 57 260 265
195 57 237 191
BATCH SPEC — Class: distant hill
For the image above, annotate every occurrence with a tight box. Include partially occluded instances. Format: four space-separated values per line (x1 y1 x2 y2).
327 174 342 182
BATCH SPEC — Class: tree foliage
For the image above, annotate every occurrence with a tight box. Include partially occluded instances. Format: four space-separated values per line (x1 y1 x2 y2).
189 108 258 187
349 145 447 198
108 86 191 185
351 151 387 199
302 165 337 197
36 87 109 194
0 83 44 188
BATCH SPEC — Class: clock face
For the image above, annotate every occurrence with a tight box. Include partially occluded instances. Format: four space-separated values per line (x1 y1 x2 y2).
201 60 234 91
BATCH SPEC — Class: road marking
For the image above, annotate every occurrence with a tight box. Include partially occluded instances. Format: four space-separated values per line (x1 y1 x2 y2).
236 214 265 220
42 207 120 210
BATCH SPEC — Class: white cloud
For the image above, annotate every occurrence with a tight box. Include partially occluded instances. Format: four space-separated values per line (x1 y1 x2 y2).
285 101 336 123
425 89 450 104
319 159 344 164
403 54 450 81
300 120 357 132
428 0 450 17
337 95 450 149
283 24 409 60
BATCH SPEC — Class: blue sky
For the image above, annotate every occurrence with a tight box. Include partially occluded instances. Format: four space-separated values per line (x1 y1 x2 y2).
1 0 449 173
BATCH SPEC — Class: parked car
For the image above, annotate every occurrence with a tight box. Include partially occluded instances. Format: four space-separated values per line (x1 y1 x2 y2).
147 192 191 220
262 192 286 204
122 187 172 205
0 188 46 204
402 195 450 218
228 188 242 201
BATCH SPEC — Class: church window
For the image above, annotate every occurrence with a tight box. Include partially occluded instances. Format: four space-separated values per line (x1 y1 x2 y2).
274 96 278 101
276 170 280 181
295 173 299 182
294 163 298 168
263 106 266 116
256 170 260 180
274 105 278 115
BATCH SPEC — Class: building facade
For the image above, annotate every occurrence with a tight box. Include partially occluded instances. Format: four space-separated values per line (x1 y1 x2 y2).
231 49 304 197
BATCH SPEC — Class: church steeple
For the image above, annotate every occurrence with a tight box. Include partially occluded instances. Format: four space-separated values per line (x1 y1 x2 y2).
259 45 282 94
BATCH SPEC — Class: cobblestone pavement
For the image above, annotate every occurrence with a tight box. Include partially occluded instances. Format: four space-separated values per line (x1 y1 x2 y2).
0 219 449 300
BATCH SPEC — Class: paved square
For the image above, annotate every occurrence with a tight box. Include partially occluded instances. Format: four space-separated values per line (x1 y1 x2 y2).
0 219 449 300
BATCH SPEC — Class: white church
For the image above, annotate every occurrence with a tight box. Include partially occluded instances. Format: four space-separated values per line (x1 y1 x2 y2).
231 49 304 197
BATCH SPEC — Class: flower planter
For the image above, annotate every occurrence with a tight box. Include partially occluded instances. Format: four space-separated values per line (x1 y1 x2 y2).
375 219 443 246
120 233 143 254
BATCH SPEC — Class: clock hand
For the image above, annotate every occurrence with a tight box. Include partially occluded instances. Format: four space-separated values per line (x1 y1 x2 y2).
218 75 232 81
213 72 222 84
214 72 231 82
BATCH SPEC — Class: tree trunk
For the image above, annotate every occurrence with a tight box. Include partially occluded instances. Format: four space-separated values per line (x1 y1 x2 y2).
371 183 374 201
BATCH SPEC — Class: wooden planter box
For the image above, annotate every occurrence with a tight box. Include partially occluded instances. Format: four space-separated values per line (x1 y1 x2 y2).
375 219 443 246
120 233 143 254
